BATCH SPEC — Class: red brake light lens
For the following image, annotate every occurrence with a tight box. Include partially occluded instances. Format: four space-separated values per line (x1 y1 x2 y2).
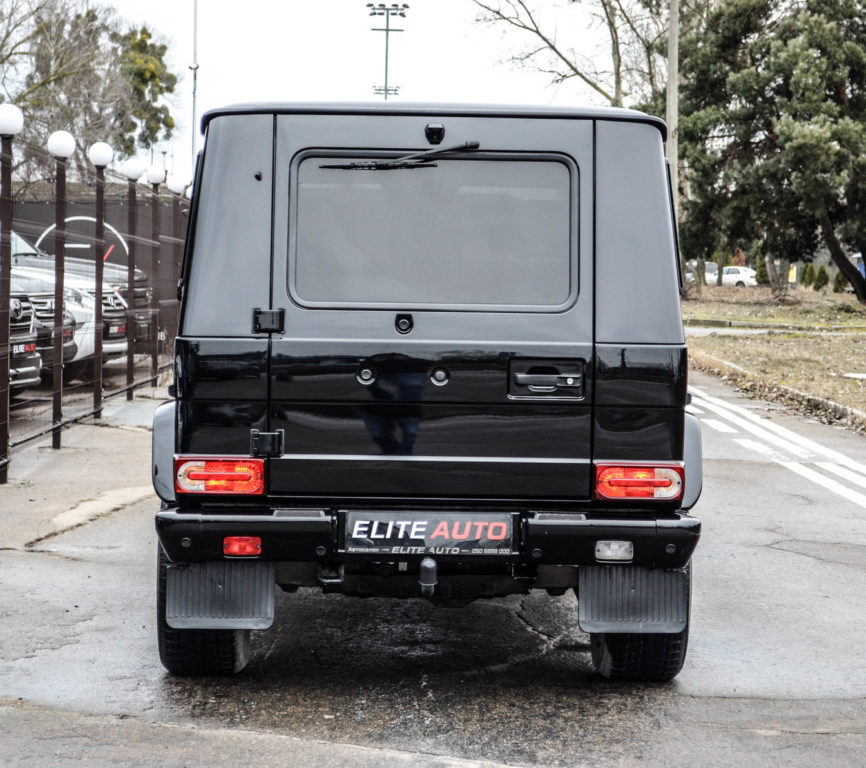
595 464 684 500
224 536 262 557
175 458 264 495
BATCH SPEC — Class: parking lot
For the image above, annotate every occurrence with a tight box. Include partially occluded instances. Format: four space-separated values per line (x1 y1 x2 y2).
2 370 865 767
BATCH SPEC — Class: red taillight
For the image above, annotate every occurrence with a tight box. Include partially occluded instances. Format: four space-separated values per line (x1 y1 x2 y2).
174 458 264 495
223 536 262 557
595 464 684 500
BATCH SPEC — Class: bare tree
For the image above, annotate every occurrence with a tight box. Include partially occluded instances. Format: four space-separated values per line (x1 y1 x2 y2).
472 0 669 108
0 0 50 98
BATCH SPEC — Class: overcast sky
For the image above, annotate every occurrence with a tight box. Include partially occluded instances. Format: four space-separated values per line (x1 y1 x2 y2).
108 0 602 183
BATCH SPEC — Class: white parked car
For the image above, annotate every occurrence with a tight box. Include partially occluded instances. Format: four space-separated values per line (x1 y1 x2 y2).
12 266 128 377
721 266 757 287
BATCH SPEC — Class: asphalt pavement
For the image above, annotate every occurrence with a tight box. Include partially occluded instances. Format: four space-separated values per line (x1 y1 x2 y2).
3 374 866 767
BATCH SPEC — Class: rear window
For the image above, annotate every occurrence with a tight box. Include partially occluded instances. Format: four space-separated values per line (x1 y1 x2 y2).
290 154 575 310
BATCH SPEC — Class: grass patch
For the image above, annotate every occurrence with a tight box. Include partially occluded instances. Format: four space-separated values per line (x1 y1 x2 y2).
684 286 866 428
681 285 866 328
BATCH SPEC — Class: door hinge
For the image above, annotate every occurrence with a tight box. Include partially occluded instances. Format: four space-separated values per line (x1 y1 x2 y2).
250 429 285 457
252 308 285 334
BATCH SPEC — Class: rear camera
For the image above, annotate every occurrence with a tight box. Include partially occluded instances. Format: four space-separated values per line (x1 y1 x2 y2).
395 314 413 334
425 123 445 145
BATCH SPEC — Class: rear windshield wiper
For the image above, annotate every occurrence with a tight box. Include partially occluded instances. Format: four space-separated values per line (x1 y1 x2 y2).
320 141 480 170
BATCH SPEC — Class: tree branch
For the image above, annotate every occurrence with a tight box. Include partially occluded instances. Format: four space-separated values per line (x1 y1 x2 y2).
472 0 619 105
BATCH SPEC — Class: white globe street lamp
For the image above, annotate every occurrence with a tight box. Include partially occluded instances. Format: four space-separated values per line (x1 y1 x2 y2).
45 130 76 444
87 141 113 416
146 166 166 185
166 178 186 195
0 104 24 137
46 130 75 159
87 141 113 168
121 157 145 182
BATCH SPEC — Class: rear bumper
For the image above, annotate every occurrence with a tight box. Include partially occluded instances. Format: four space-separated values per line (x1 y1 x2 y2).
155 507 700 570
10 352 43 391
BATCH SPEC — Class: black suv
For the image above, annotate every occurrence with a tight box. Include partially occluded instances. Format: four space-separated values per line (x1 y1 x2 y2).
152 103 702 681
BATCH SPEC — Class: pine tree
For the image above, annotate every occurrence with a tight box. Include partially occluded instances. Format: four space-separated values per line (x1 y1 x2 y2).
813 265 830 292
801 262 815 288
755 254 769 285
833 269 849 293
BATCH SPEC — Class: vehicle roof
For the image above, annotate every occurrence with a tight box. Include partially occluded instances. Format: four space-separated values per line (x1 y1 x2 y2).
201 102 667 139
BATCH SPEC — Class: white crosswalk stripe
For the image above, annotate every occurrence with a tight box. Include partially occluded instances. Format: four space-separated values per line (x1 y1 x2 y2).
702 418 738 434
691 386 866 510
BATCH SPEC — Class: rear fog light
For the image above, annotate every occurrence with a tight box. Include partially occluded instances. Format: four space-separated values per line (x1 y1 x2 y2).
224 536 262 557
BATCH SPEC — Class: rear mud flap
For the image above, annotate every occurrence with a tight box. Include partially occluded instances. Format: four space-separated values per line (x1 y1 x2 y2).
577 565 689 634
166 560 275 630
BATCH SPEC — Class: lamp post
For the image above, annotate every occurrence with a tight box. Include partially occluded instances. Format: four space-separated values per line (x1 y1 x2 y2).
147 165 165 384
367 3 408 100
0 103 23 484
87 141 113 418
121 157 144 400
46 130 75 449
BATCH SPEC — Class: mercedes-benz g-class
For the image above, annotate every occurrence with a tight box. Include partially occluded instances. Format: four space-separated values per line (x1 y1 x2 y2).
152 102 702 681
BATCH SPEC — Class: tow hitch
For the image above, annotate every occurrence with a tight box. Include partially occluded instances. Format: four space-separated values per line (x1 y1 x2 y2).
419 557 438 597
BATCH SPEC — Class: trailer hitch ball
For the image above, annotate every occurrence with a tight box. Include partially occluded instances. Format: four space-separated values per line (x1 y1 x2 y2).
419 557 437 598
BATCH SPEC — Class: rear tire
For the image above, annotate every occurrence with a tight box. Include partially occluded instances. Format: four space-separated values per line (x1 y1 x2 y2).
590 628 688 682
156 547 251 675
589 561 691 682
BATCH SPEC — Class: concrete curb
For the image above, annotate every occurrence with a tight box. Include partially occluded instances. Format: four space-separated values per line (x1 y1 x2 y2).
689 349 866 432
683 318 866 332
26 486 155 548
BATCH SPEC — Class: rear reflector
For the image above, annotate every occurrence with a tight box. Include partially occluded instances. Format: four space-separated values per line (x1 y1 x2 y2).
594 464 684 501
224 536 262 557
175 458 264 495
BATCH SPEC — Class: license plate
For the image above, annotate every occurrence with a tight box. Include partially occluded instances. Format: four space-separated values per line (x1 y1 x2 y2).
105 323 126 338
344 511 515 556
12 343 35 355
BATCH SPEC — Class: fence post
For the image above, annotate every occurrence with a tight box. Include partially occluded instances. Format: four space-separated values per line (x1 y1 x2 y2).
122 159 144 400
166 177 186 353
147 167 165 384
87 142 112 419
47 130 75 448
0 104 24 484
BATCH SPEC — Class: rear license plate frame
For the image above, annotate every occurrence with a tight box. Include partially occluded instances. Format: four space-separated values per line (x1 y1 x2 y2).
342 510 517 557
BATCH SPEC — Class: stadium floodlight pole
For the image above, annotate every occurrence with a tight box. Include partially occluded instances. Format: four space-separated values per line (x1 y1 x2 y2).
87 141 113 419
367 3 408 100
190 0 199 176
46 130 76 449
0 103 24 484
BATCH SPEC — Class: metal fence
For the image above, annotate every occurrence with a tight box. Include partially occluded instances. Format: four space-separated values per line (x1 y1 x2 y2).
1 137 188 482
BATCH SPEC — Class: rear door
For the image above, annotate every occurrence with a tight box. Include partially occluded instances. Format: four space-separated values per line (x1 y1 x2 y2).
268 110 595 503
